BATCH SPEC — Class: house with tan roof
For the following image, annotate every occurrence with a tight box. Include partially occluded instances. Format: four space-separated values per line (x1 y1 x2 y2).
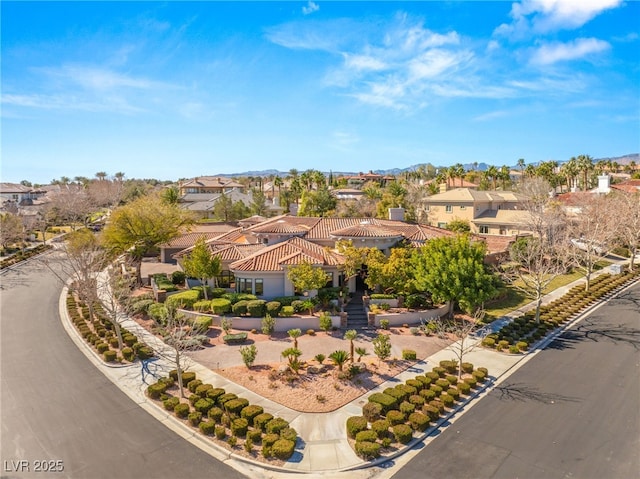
178 176 245 195
423 188 531 236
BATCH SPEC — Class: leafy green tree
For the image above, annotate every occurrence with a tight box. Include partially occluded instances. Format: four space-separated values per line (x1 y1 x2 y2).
413 235 497 317
298 187 337 217
181 236 221 300
250 188 268 216
161 186 180 205
239 344 258 369
102 194 195 285
445 219 471 233
365 245 416 295
286 261 330 296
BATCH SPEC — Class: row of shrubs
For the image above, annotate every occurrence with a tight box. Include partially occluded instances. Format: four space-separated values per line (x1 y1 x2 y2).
346 361 488 460
0 243 52 270
346 360 488 460
483 269 640 354
147 371 298 460
67 292 154 362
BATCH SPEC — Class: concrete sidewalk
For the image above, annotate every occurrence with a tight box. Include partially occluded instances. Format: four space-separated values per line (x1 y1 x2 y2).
60 262 637 475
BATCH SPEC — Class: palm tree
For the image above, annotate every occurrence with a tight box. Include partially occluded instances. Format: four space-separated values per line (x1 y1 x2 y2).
287 328 302 349
329 350 350 371
500 165 510 190
561 158 579 192
576 154 594 190
274 176 283 199
95 171 108 181
453 163 465 187
344 329 357 363
517 158 526 184
486 165 499 190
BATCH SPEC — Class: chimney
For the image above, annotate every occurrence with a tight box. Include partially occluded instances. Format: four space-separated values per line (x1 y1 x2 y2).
388 207 405 221
597 175 610 194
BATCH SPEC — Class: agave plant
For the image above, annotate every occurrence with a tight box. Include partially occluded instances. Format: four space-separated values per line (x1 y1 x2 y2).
329 350 350 371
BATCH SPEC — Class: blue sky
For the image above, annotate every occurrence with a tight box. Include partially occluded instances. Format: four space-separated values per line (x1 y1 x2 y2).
2 1 638 184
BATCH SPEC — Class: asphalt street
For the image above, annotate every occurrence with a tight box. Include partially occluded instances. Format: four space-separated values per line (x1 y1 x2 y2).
390 281 640 479
0 257 248 479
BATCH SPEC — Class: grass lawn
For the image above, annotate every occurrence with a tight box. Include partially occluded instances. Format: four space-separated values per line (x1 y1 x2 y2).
485 270 585 319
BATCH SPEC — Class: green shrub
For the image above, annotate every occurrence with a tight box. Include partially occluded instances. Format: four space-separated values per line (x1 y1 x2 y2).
457 382 471 395
461 362 474 373
402 349 417 360
207 388 226 403
472 370 487 382
232 300 249 316
148 303 169 322
96 342 110 354
193 300 212 313
103 350 117 362
214 425 226 440
409 394 425 407
210 298 232 315
247 429 262 443
318 312 333 332
362 402 383 422
170 370 196 383
429 384 443 396
420 389 436 401
261 314 276 335
355 441 381 460
386 410 405 425
166 290 201 310
262 433 280 448
482 337 496 348
265 301 282 316
189 394 200 406
194 398 215 414
392 424 413 444
225 398 250 416
447 388 460 401
192 316 212 333
188 411 202 426
135 346 154 360
425 371 440 381
446 375 458 385
355 430 378 443
368 393 398 413
399 401 416 415
199 420 216 435
163 397 180 411
241 405 264 426
121 347 134 361
404 293 431 309
271 439 296 460
279 306 295 317
408 412 430 431
439 360 458 374
371 419 390 438
432 366 446 377
463 376 478 388
435 378 450 389
346 416 369 439
379 319 390 330
231 418 249 437
423 405 440 421
265 417 289 435
223 333 248 344
174 403 190 418
187 379 203 393
279 427 297 442
245 300 266 317
440 393 454 408
207 406 224 422
254 413 274 431
195 383 213 398
217 393 238 407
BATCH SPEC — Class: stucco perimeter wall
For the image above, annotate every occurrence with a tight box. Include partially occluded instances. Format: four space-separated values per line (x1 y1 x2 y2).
373 303 450 327
178 309 341 332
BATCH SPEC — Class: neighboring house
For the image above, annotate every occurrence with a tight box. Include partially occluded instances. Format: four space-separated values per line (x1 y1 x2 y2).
159 223 238 263
423 188 530 235
331 188 366 200
178 176 245 195
0 183 47 208
611 178 640 194
346 171 394 188
180 189 284 220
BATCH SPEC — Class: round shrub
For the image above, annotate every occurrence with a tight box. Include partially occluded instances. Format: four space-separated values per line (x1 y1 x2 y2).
103 350 117 362
440 393 454 408
368 392 398 414
232 300 249 316
165 290 201 310
463 376 478 388
206 387 226 403
217 393 238 407
477 367 489 375
447 388 460 401
472 370 487 382
188 411 202 426
430 385 443 396
432 366 446 377
425 371 440 381
346 416 369 439
194 398 215 414
174 403 190 418
405 379 423 391
457 382 472 395
193 300 212 313
262 433 280 448
123 334 138 347
188 394 200 406
195 384 213 398
362 402 383 422
279 306 294 317
439 360 458 374
96 342 109 354
461 362 474 373
241 405 264 426
207 406 224 422
355 441 381 460
246 300 267 318
402 349 417 360
355 430 378 443
247 429 262 443
225 398 250 416
122 347 134 361
423 405 440 421
265 417 289 435
409 394 425 407
254 413 274 432
271 439 296 460
266 301 282 316
415 375 432 387
215 426 226 440
435 378 450 389
386 410 405 425
420 389 436 401
408 412 430 432
392 424 413 444
482 337 496 348
192 315 212 332
399 401 416 415
371 419 390 438
210 298 232 315
136 346 154 360
384 387 407 403
163 396 180 411
187 379 203 393
446 375 458 386
231 417 249 437
199 420 216 436
280 427 297 443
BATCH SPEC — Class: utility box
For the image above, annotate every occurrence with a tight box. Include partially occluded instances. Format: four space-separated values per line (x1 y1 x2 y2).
610 264 622 275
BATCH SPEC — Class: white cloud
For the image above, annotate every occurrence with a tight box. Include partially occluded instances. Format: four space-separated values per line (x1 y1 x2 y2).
331 130 360 150
496 0 623 37
37 64 166 91
530 38 610 65
302 1 319 16
1 92 144 114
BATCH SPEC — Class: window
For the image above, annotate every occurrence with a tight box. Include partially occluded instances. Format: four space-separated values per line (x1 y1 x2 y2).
445 205 453 213
217 270 235 288
255 279 264 296
324 272 334 289
499 227 507 235
237 278 253 294
438 222 447 229
459 205 466 210
479 225 489 234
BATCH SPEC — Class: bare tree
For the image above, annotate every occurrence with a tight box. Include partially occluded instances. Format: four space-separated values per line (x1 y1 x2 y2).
567 194 617 291
87 178 125 210
0 212 24 249
96 264 135 351
429 309 487 379
47 185 93 230
609 191 640 272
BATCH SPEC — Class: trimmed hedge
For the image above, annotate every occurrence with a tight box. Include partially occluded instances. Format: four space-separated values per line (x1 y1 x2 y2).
271 439 295 460
368 393 398 413
346 416 369 439
211 298 232 315
355 441 381 460
392 424 413 444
